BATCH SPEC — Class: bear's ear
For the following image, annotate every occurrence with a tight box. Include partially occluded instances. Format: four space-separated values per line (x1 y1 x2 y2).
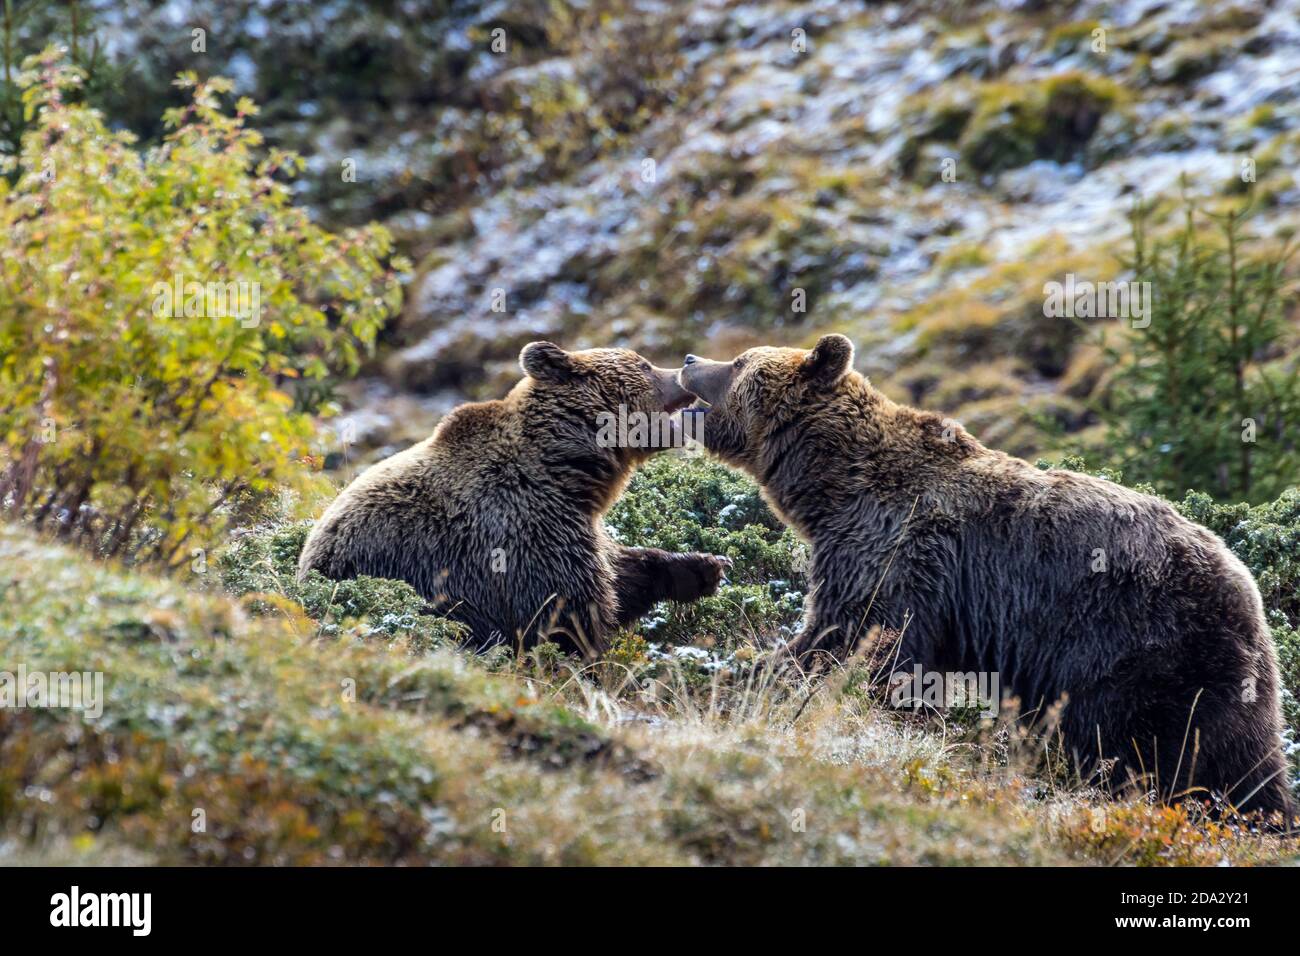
520 342 575 382
800 334 854 388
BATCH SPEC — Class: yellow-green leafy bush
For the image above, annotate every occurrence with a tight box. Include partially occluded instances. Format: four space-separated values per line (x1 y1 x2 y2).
0 50 405 564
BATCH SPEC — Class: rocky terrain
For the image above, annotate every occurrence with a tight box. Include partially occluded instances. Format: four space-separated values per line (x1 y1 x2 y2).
364 0 1300 459
27 0 1297 461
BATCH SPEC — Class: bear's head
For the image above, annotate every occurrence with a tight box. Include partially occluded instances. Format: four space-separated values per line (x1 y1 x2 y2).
519 342 695 462
678 334 856 473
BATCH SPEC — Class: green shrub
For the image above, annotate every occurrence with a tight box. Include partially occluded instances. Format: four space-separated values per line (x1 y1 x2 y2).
640 582 805 648
606 455 800 580
217 519 468 649
606 455 807 645
1099 192 1300 503
1176 488 1300 733
0 51 404 565
1176 488 1300 621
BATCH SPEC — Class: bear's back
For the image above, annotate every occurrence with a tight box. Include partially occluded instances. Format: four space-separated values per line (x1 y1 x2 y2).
357 400 535 506
954 457 1265 682
299 399 546 585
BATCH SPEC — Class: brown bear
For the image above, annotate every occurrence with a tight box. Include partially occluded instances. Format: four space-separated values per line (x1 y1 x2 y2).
299 343 728 657
680 334 1292 817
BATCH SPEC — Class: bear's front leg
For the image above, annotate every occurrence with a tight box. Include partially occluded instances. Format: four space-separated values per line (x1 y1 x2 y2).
787 565 866 661
788 607 858 663
790 590 935 671
611 546 730 627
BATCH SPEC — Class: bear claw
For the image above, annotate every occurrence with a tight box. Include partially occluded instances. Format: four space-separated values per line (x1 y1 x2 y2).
675 553 728 599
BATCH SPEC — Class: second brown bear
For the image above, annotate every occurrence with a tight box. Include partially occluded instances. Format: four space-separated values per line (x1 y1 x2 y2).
680 334 1291 817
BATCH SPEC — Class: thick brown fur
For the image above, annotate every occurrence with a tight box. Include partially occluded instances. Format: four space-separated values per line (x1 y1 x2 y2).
681 335 1293 818
299 344 727 657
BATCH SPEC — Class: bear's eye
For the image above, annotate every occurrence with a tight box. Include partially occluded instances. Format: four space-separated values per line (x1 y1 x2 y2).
733 358 746 370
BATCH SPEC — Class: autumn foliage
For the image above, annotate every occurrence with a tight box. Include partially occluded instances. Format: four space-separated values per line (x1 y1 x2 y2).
0 49 405 564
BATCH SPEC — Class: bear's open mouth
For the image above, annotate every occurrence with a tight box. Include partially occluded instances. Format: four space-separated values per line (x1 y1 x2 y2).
663 392 696 414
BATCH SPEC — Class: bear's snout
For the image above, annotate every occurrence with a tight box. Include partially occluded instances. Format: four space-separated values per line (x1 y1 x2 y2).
679 355 733 407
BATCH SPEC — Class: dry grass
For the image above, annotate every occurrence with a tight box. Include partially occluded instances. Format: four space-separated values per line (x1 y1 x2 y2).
0 520 1293 866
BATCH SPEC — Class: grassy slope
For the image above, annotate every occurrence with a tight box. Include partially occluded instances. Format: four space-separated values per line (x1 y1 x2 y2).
2 459 1296 865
